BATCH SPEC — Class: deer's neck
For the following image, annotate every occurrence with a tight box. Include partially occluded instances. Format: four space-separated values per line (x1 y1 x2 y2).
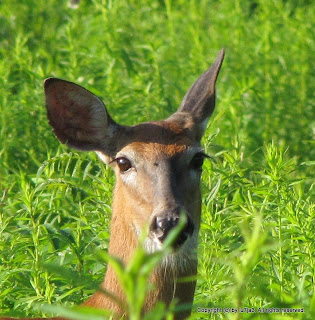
83 188 198 318
83 204 137 314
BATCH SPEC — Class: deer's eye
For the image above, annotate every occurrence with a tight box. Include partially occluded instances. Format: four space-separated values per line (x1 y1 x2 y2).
190 152 208 171
116 157 132 172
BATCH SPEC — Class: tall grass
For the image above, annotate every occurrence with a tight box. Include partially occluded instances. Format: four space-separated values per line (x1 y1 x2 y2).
0 0 314 319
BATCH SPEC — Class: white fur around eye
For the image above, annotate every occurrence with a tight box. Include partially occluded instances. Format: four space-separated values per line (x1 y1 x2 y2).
95 151 108 164
120 169 137 186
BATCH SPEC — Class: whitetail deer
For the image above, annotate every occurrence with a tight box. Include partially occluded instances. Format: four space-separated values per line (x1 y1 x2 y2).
1 49 224 320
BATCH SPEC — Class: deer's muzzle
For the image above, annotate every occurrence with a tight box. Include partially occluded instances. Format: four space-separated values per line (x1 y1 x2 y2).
150 211 194 248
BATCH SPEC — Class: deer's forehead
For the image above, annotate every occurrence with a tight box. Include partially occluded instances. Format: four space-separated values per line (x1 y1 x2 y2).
121 142 189 161
130 121 195 143
119 121 197 160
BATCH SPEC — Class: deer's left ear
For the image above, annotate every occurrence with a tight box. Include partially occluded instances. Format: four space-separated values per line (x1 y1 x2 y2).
176 49 225 139
44 78 125 157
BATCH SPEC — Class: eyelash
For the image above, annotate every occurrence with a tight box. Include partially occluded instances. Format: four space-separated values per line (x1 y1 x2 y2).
190 152 209 170
111 157 132 173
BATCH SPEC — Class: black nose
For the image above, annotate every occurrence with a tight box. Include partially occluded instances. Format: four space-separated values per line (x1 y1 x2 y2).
150 213 194 248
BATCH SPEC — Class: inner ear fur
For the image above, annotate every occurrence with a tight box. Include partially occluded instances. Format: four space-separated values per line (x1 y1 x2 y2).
44 78 122 156
44 50 225 155
175 49 225 139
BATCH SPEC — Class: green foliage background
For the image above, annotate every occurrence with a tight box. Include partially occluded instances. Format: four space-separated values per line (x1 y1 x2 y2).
0 0 314 319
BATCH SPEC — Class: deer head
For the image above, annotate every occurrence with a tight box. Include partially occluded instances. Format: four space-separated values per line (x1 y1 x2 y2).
44 49 225 318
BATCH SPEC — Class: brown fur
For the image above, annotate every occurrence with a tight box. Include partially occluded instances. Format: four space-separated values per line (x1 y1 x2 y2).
82 122 202 318
1 49 224 320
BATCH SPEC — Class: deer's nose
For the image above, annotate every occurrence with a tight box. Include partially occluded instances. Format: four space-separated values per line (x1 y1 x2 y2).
150 213 194 248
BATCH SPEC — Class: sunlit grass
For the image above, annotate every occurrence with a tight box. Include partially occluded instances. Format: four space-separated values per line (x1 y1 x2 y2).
0 0 314 319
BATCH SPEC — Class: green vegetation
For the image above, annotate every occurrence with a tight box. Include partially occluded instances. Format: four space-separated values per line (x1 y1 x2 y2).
0 0 314 319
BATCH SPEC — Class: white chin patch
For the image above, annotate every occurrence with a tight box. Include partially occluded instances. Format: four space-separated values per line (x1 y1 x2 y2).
144 233 198 258
143 236 163 253
132 223 198 260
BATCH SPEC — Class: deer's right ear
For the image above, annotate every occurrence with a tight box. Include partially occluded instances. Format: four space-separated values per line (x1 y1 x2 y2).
176 49 225 140
44 78 122 157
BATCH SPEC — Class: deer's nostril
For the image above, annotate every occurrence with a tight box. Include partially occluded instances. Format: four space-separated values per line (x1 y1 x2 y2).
156 215 179 232
150 214 194 247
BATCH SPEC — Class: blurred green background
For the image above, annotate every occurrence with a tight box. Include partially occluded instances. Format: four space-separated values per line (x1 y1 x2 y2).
0 0 314 319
